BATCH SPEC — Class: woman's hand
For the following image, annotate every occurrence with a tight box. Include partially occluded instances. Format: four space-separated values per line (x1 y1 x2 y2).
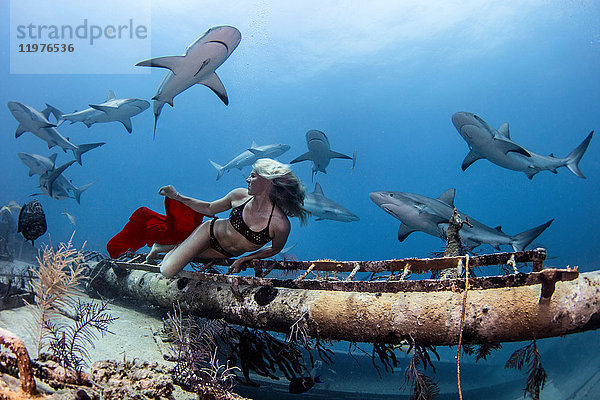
158 185 179 199
228 257 249 274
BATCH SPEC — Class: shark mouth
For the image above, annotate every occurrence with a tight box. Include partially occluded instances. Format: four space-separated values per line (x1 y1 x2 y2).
207 40 229 53
308 138 326 146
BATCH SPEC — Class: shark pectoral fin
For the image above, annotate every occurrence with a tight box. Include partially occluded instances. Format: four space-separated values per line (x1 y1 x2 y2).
135 56 186 74
15 124 26 138
437 188 456 207
398 225 415 242
199 72 229 105
290 152 312 164
315 217 323 221
105 90 116 101
495 139 531 157
120 118 133 133
89 104 117 113
328 150 353 160
525 167 538 180
462 150 482 171
550 169 558 174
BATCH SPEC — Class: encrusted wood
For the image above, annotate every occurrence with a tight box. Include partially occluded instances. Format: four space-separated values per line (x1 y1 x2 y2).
86 258 600 346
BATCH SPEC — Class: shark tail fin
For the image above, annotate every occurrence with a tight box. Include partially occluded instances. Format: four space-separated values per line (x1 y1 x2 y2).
45 103 65 126
73 182 95 204
152 101 166 140
510 219 554 252
565 131 593 179
209 160 225 180
73 142 105 165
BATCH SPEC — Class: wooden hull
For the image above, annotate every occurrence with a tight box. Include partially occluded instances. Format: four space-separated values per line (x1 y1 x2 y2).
88 260 600 345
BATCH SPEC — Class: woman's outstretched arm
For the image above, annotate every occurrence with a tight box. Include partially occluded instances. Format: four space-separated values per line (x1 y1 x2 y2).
159 185 247 215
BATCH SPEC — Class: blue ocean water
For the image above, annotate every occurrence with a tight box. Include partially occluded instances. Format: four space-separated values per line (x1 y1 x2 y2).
1 1 599 398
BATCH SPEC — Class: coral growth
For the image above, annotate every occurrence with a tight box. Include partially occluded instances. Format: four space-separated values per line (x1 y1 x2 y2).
26 238 87 356
0 327 36 395
163 303 239 397
25 237 117 382
505 340 547 400
91 359 174 400
45 298 117 374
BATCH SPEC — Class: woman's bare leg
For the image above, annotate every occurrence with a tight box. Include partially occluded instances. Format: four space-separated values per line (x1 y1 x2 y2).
160 221 211 277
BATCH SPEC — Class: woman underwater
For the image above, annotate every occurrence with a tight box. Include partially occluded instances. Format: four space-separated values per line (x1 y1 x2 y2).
158 158 308 277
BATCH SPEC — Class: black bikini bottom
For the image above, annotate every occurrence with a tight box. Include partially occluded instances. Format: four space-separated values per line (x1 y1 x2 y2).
209 219 234 258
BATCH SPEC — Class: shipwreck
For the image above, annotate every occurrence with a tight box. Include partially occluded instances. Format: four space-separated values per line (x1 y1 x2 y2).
86 248 599 347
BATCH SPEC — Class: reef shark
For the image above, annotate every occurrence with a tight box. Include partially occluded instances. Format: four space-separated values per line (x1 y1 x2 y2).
136 26 242 137
209 142 291 180
304 183 359 222
452 112 593 179
8 101 105 165
369 188 553 252
37 160 76 200
290 130 355 180
18 152 94 203
46 90 150 133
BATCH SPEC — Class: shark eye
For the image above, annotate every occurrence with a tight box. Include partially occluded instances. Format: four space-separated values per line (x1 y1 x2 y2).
389 193 394 197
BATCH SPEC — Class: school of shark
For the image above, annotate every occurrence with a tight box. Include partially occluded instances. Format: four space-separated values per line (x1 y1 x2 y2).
5 24 595 254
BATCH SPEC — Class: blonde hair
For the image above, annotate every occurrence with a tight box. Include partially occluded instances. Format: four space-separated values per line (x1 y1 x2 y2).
253 158 308 224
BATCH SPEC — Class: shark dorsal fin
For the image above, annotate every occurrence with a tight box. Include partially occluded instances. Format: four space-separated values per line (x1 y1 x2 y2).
106 90 116 101
314 182 324 196
495 226 502 231
497 123 510 139
40 106 52 120
437 188 456 207
549 153 555 157
251 141 258 148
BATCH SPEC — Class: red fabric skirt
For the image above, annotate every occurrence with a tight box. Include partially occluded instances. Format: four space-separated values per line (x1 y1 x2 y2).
106 197 206 259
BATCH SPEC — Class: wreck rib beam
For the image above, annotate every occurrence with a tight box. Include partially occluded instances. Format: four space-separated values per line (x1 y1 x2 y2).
182 248 547 274
88 261 600 346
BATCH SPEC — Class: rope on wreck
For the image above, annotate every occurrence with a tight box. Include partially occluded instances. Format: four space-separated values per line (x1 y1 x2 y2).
456 254 470 400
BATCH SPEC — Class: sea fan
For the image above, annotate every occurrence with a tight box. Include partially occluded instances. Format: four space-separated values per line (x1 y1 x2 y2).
26 237 86 356
164 302 234 393
505 340 547 400
45 298 117 373
401 342 440 400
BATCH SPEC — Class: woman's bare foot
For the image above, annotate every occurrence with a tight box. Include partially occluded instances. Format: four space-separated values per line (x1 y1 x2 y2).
146 243 176 263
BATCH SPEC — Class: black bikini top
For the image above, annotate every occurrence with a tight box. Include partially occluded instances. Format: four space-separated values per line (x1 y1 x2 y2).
229 198 275 245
